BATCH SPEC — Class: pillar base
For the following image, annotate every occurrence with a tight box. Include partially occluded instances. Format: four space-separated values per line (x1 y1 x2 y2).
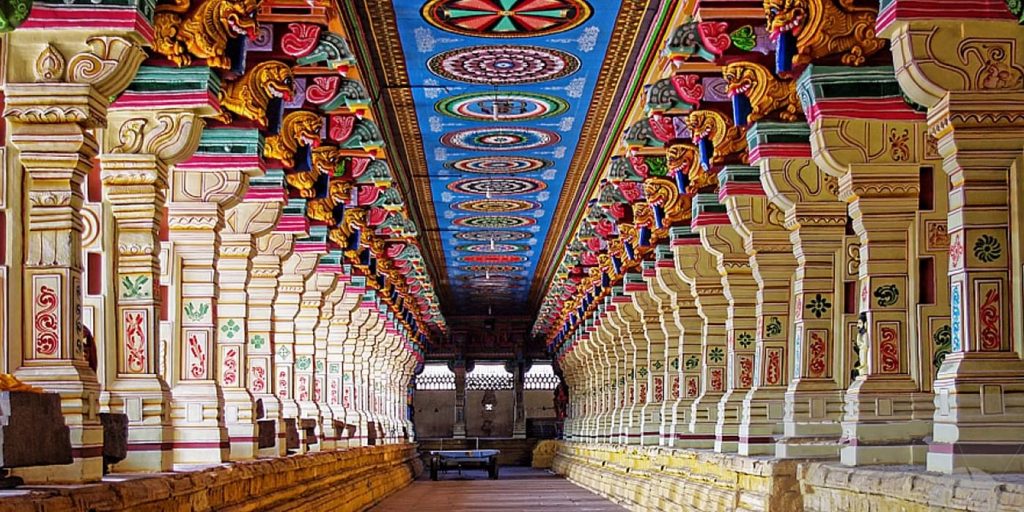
926 352 1024 474
222 387 257 461
688 392 722 445
714 391 746 453
170 382 228 467
107 380 173 472
840 377 931 466
738 387 787 456
776 381 844 459
639 402 663 446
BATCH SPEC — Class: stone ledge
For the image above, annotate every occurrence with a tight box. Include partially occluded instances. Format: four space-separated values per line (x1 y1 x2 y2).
552 442 802 511
0 444 423 512
800 462 1024 512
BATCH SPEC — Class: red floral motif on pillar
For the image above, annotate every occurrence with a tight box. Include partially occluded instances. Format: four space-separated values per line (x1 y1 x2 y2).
808 331 827 377
223 347 238 385
34 285 59 356
710 367 723 391
765 348 782 386
252 365 266 392
124 311 147 373
878 325 900 373
188 333 207 379
738 355 753 388
979 287 1001 351
685 376 698 397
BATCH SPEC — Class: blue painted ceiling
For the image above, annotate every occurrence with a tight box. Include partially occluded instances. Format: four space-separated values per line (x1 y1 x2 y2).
392 0 621 313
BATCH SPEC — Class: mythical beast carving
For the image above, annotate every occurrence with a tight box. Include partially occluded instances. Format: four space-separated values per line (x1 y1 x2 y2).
218 60 295 127
153 0 261 69
722 61 801 123
264 110 323 168
687 110 747 169
764 0 885 73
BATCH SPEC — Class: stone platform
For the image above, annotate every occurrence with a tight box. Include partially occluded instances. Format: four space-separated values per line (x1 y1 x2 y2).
552 443 1024 512
0 444 422 512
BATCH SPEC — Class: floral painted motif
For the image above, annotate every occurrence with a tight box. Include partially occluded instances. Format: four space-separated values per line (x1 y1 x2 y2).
738 355 753 388
806 294 832 318
124 311 147 373
979 287 1001 351
223 348 238 385
297 375 309 401
250 334 266 350
950 233 964 269
737 332 753 348
184 301 209 322
220 319 241 339
765 348 782 386
709 368 723 391
973 234 1002 263
932 324 951 374
654 377 664 402
34 284 60 357
879 325 900 373
951 283 962 352
296 355 313 371
120 275 151 299
276 345 291 362
187 332 207 379
685 355 699 369
765 317 782 338
685 376 698 397
873 284 899 307
671 376 680 400
807 331 827 377
708 347 724 363
638 366 648 378
278 368 289 398
251 365 267 393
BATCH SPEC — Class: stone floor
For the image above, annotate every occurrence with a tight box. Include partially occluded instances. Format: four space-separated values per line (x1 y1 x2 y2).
371 466 626 511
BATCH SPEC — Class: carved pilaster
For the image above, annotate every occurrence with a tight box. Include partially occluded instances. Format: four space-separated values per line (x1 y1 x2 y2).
6 27 146 483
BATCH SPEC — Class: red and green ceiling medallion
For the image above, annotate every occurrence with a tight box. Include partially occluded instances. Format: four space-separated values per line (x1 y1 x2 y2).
436 92 569 122
447 156 551 174
461 254 528 264
453 198 540 212
422 0 593 38
462 264 523 273
448 177 547 196
454 215 536 228
428 45 580 85
454 229 532 242
458 243 529 252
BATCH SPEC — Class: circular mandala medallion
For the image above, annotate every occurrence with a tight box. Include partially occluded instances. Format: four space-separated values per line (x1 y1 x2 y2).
447 156 551 175
454 215 535 228
436 92 569 122
461 254 528 264
458 243 528 253
422 0 592 38
441 127 558 151
429 45 580 85
462 265 522 273
453 198 540 213
448 177 546 196
455 230 532 242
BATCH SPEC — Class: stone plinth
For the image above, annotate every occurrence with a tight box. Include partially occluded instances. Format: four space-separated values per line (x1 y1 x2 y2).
1 392 72 469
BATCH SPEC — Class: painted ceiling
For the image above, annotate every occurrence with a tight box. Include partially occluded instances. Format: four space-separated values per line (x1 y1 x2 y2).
390 0 622 313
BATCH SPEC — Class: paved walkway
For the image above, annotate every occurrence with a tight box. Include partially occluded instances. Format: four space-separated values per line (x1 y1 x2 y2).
371 466 625 511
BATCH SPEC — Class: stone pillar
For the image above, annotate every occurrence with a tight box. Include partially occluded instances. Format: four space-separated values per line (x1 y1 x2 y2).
273 237 322 452
613 287 643 444
294 251 340 452
631 266 667 446
882 6 1024 473
656 239 705 448
316 273 348 450
452 358 467 439
217 174 286 461
513 358 527 439
248 231 294 457
646 249 681 447
330 277 365 447
751 122 850 458
6 27 146 482
693 194 759 454
99 78 214 471
672 227 728 448
719 165 797 456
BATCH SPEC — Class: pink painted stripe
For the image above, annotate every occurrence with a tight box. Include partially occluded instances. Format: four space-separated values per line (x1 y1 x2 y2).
642 269 656 278
806 98 925 124
22 6 154 43
612 296 632 303
656 260 674 268
243 189 287 201
112 91 219 110
317 264 344 274
691 212 731 228
177 155 264 171
671 237 701 247
748 143 812 163
295 242 328 253
877 0 1013 32
719 182 765 200
276 217 309 232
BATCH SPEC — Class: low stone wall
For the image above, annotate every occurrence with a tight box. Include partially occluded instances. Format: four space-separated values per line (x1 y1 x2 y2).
800 462 1024 512
552 442 802 511
0 444 422 512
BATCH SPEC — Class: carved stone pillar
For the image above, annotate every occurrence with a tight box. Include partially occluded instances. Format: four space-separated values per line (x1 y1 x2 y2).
645 250 680 447
631 265 666 446
293 250 340 452
719 165 797 456
596 297 621 442
613 286 643 445
98 69 215 471
882 6 1024 473
672 227 728 448
5 25 146 482
329 277 364 447
216 174 285 461
316 271 347 450
273 234 322 452
248 231 294 457
800 66 940 465
452 357 467 439
342 299 373 444
692 194 759 454
751 122 850 458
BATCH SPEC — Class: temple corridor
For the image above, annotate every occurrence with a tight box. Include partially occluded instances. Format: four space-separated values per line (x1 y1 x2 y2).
0 0 1022 510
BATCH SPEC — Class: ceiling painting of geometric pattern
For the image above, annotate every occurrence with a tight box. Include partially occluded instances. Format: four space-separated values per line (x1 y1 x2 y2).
392 0 621 311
